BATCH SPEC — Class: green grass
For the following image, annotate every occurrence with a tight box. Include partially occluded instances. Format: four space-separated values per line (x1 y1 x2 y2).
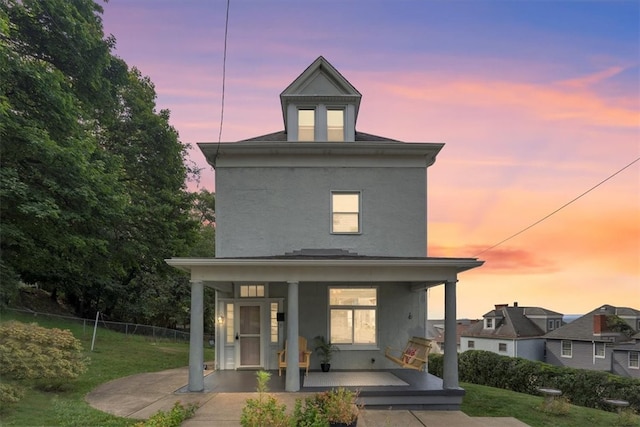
462 382 638 427
1 310 637 427
0 310 214 427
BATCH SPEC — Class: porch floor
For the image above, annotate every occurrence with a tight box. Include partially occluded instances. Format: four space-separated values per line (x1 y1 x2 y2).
186 369 465 410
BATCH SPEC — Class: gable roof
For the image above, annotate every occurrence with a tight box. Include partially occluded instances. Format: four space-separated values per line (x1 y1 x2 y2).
279 56 362 133
462 305 559 339
544 304 640 342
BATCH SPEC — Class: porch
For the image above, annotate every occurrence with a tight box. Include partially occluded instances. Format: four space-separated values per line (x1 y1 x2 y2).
178 369 464 410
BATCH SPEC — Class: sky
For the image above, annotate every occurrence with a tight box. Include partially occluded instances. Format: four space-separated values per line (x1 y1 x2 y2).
101 0 639 319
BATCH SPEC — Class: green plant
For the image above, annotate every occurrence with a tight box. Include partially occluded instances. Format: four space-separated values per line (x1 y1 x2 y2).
240 370 290 427
0 382 24 407
315 387 360 425
134 401 198 427
291 396 330 427
0 320 87 385
540 396 571 416
313 335 339 365
615 408 640 427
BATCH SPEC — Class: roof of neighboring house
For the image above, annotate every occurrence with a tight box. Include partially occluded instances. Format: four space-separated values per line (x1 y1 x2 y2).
612 341 640 351
432 319 480 345
462 305 559 339
544 304 640 342
240 130 400 142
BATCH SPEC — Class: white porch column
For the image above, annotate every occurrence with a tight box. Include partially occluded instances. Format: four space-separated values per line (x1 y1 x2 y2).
286 281 300 392
443 279 459 389
188 280 204 392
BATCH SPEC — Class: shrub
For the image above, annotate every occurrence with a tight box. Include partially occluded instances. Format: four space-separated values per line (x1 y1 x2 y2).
427 353 443 377
0 320 87 386
134 402 198 427
457 350 640 413
0 382 24 408
240 371 290 427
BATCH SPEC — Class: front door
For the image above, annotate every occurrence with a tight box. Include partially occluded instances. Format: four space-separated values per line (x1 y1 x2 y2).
238 304 262 367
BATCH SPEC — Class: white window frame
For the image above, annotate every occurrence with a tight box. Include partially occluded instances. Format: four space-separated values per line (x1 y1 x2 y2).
331 191 361 234
270 302 279 344
328 286 377 349
561 340 572 358
555 319 561 328
548 320 555 330
297 108 315 141
239 284 266 298
629 351 639 369
485 318 493 329
326 107 345 142
594 342 606 359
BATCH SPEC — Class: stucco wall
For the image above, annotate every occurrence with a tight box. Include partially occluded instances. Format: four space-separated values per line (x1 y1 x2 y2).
215 166 427 258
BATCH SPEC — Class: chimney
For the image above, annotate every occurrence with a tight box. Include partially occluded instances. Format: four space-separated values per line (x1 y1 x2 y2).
593 314 608 334
513 302 518 307
495 304 508 311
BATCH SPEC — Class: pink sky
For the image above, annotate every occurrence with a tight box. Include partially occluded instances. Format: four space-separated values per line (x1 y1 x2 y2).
102 1 639 318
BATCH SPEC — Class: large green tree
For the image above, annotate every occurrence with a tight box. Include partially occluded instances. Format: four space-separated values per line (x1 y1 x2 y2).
1 0 203 325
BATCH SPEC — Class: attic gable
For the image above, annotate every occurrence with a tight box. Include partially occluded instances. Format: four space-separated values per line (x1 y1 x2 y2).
280 56 362 139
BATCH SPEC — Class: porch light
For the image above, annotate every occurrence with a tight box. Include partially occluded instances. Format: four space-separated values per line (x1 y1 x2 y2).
217 314 225 325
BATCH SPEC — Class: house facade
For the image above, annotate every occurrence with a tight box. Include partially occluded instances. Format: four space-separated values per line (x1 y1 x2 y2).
544 304 640 378
166 57 483 394
460 303 563 361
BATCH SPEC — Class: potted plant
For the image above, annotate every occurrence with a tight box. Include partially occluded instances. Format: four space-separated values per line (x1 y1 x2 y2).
315 387 360 427
314 335 339 372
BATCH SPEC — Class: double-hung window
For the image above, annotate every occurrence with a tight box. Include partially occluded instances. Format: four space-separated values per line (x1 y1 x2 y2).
629 351 639 369
594 342 606 358
327 109 344 141
331 192 360 233
329 287 377 347
561 340 572 358
298 109 315 141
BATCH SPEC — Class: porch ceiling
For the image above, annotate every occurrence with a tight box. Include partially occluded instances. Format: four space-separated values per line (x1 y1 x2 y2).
165 257 483 286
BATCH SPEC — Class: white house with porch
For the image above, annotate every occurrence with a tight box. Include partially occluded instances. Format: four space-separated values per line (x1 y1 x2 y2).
166 57 483 405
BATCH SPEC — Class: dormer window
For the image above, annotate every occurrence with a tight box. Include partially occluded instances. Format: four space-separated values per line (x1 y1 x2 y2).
327 109 344 142
485 318 493 329
298 109 315 141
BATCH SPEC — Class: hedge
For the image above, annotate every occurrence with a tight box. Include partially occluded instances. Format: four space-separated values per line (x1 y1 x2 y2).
428 350 640 413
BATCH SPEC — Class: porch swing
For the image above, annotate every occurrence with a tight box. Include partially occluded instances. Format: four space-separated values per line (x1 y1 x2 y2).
384 336 432 371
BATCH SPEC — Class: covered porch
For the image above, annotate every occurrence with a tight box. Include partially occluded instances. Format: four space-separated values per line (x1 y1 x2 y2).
166 255 483 408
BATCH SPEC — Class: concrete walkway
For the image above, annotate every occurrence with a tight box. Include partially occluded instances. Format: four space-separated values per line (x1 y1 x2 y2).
85 367 530 426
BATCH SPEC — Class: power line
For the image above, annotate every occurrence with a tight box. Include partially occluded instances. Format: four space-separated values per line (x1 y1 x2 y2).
217 0 230 144
474 156 640 257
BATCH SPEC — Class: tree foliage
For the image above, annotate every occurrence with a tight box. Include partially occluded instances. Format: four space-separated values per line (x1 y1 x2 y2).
1 0 211 327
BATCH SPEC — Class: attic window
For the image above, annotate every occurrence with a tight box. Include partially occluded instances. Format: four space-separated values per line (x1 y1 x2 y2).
485 318 493 329
327 109 344 142
298 109 315 141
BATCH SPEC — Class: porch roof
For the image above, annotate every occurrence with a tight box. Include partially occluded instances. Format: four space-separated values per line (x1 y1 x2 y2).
165 256 483 290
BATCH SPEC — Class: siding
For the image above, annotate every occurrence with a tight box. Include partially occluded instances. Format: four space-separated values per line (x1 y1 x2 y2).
546 339 612 372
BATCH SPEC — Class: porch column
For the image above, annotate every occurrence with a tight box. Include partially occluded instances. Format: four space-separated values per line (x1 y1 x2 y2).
286 281 300 392
443 279 459 389
188 280 204 392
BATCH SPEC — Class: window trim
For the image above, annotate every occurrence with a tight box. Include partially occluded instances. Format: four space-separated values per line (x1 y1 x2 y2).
594 342 606 359
629 351 639 369
498 343 507 352
331 191 361 234
297 108 316 142
328 286 378 349
467 340 475 349
561 340 572 358
485 318 493 329
326 107 345 142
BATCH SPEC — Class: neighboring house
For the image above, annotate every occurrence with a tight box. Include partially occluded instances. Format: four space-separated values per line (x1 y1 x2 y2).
460 302 563 361
544 304 640 378
166 57 484 394
429 319 480 353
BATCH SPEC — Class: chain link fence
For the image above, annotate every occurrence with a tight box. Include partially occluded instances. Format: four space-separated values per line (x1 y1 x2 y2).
4 307 191 343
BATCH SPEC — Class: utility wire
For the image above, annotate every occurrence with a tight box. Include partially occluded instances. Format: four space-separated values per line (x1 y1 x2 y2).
474 156 640 257
217 0 230 145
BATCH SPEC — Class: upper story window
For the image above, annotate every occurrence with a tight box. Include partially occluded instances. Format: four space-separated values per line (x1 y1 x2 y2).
561 340 572 358
298 109 315 141
485 318 493 329
548 320 555 331
327 109 344 141
331 192 360 233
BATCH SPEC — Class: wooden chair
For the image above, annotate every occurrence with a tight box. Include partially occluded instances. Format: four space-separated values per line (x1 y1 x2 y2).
384 336 432 371
277 336 312 376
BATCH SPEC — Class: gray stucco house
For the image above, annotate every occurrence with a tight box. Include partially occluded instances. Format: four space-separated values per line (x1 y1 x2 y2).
544 304 640 378
460 302 563 361
166 57 484 397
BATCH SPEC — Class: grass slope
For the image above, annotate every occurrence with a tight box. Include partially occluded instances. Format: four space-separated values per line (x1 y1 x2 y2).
1 310 635 427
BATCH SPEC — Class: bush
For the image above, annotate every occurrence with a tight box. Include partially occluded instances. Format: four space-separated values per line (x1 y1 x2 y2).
427 353 443 377
0 320 87 386
0 382 24 408
134 402 198 427
457 350 640 413
240 371 290 427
